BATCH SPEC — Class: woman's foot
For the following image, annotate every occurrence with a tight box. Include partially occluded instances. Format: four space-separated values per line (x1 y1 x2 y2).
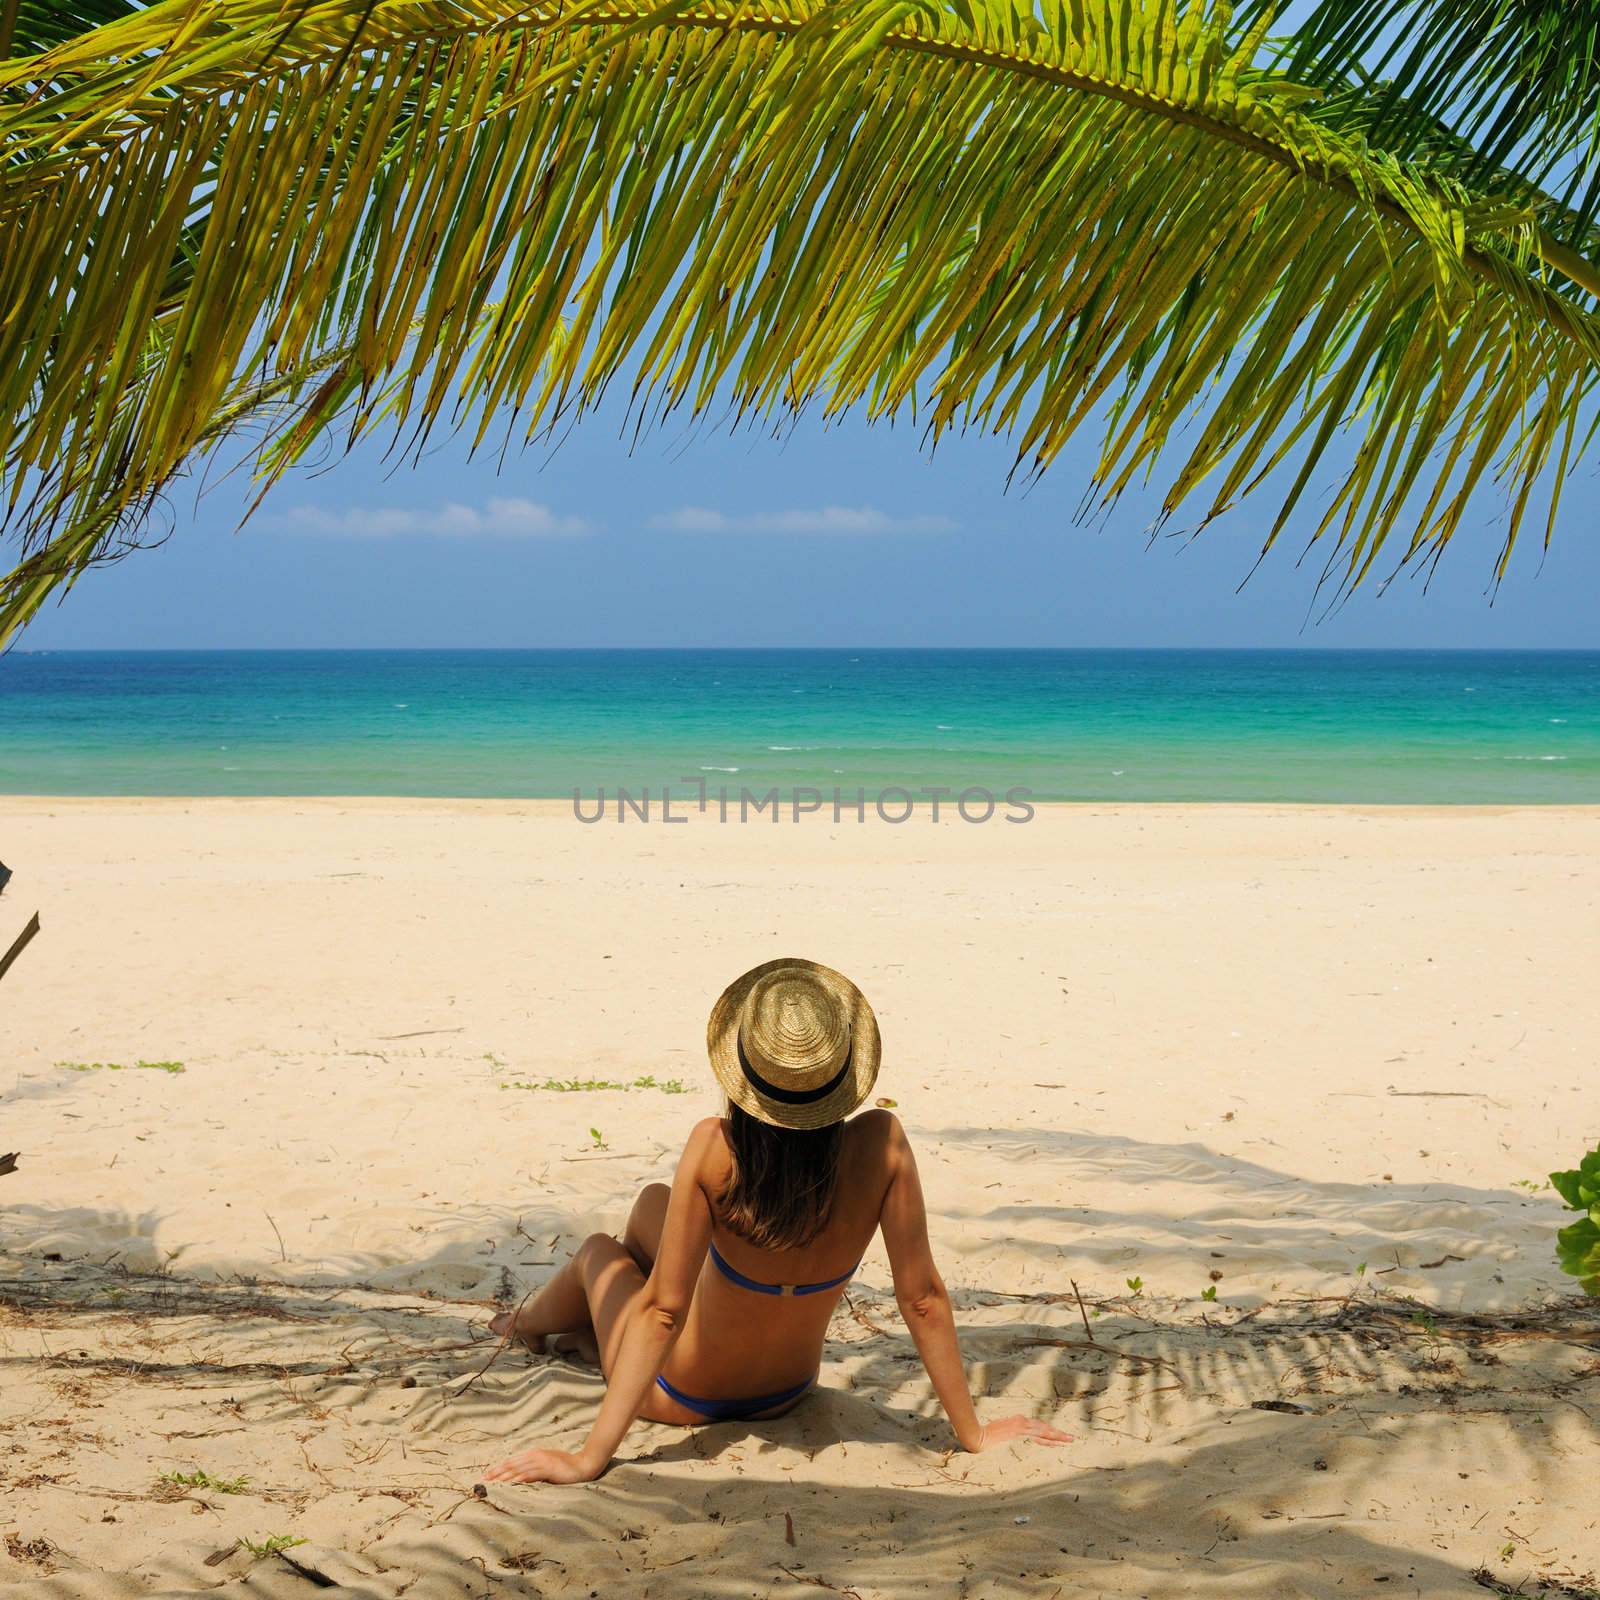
489 1305 546 1353
548 1329 602 1368
486 1308 599 1365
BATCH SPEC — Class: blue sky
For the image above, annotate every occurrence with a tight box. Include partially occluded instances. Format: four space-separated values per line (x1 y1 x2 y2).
21 392 1600 650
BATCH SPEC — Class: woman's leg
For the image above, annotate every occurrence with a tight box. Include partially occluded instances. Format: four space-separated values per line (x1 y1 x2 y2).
621 1182 671 1273
490 1182 672 1350
491 1232 652 1365
489 1244 596 1351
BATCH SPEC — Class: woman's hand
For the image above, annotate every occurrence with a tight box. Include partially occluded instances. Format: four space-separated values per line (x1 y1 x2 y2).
970 1415 1073 1452
482 1447 602 1485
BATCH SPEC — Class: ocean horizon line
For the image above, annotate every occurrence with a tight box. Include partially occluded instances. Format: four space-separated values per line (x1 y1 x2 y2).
12 644 1600 657
2 792 1593 809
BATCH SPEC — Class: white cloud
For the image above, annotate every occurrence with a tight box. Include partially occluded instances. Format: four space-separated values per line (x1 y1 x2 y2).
651 505 956 535
278 497 589 538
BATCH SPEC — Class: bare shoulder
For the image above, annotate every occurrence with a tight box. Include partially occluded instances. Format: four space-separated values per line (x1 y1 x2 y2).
687 1114 725 1146
850 1111 924 1239
683 1115 732 1183
846 1107 911 1167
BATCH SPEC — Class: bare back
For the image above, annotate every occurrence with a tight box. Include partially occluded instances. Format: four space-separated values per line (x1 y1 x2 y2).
662 1109 902 1404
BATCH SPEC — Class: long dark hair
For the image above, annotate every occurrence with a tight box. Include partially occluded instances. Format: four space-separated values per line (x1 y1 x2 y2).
716 1103 845 1250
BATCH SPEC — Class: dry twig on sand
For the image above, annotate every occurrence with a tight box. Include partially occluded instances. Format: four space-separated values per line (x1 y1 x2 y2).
1071 1279 1096 1344
449 1288 535 1399
1012 1334 1181 1379
842 1293 895 1339
779 1567 865 1599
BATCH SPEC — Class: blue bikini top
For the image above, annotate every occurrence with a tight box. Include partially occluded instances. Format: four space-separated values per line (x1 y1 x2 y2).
708 1238 858 1297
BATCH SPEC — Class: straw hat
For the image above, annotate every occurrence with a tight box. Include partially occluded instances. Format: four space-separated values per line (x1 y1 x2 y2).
707 958 881 1130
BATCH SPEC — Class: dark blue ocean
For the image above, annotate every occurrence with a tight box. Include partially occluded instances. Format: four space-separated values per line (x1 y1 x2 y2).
1 649 1597 802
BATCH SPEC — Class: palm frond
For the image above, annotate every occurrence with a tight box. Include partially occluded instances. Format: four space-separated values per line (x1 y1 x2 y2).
2 1 146 60
1243 0 1600 249
2 0 1598 646
1 332 374 637
1281 76 1600 292
0 301 528 639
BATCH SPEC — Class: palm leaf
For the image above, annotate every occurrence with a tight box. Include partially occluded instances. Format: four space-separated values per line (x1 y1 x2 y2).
1243 0 1600 249
1 1 145 60
2 0 1598 647
0 303 529 639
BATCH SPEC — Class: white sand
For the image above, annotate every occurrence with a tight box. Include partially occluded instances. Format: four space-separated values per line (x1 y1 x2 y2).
1 799 1596 1597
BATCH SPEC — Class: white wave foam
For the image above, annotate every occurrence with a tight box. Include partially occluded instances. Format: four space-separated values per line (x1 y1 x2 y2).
700 765 739 773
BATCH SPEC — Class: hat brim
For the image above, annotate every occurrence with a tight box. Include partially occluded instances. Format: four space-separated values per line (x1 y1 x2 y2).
707 957 881 1130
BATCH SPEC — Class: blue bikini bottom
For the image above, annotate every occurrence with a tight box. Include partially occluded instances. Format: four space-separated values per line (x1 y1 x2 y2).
655 1371 816 1422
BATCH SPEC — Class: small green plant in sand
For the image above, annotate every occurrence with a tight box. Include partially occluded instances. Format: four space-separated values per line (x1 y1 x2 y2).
241 1536 306 1560
1512 1177 1552 1193
57 1059 185 1074
1409 1306 1447 1362
1125 1276 1143 1297
588 1127 608 1150
159 1469 249 1494
1200 1285 1217 1303
500 1075 686 1094
1551 1144 1600 1295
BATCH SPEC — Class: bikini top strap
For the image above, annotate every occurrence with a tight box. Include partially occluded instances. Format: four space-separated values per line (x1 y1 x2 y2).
708 1238 782 1295
708 1239 859 1297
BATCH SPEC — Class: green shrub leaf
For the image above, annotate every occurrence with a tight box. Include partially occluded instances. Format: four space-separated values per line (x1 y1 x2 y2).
1550 1167 1587 1208
1550 1143 1600 1294
1555 1216 1600 1294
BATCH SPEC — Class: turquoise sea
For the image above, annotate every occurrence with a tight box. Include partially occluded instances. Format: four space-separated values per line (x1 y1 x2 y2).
1 649 1598 803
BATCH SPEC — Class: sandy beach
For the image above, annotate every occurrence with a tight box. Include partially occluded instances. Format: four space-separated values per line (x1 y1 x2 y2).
2 798 1596 1597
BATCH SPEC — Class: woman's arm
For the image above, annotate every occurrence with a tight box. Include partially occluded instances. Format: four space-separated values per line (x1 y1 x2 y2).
877 1114 1071 1454
571 1123 714 1474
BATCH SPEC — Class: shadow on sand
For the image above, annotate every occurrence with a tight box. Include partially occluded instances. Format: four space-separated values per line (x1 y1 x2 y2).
1 1127 1595 1598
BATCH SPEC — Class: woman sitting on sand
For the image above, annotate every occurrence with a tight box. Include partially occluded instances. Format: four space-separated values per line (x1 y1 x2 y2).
484 957 1072 1484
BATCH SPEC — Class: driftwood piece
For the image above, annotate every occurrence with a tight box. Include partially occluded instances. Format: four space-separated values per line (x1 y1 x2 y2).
0 909 40 986
2 876 38 1177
